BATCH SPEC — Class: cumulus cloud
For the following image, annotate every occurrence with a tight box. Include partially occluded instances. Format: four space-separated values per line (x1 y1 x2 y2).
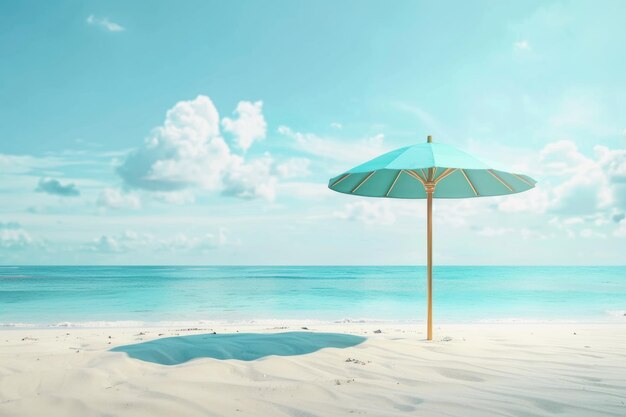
497 187 550 214
460 139 626 240
539 140 590 176
97 188 141 210
86 235 126 253
222 154 277 200
491 140 624 217
0 222 36 250
36 178 80 197
541 140 624 215
222 101 267 151
117 95 224 191
334 200 396 225
86 15 125 32
117 95 277 201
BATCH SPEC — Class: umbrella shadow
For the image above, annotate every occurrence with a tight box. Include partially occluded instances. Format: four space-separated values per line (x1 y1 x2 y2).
111 331 366 365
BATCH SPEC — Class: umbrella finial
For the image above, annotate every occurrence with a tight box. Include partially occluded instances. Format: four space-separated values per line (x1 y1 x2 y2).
427 135 432 143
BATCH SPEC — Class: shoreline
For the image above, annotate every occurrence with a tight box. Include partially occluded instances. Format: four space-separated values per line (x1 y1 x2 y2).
2 315 625 329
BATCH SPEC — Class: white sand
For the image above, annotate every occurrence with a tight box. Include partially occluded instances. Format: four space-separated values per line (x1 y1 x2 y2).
1 323 625 417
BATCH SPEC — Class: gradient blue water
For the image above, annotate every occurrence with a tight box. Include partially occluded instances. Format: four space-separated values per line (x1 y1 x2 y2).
1 266 625 326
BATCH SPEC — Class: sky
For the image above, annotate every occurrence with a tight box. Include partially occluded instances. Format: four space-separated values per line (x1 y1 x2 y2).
1 0 625 265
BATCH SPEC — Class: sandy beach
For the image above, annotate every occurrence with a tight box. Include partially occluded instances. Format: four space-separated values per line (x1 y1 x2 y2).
1 323 625 417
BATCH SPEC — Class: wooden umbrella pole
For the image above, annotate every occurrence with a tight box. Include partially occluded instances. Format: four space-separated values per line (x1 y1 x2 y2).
425 134 434 341
426 184 433 341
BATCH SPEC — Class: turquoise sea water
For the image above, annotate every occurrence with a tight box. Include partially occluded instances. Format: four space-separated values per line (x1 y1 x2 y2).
1 266 625 327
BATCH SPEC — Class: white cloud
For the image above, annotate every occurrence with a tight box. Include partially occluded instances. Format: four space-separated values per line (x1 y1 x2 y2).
276 158 311 179
334 200 396 225
277 126 388 165
117 95 224 191
222 101 266 152
89 230 150 253
97 188 141 210
222 154 277 200
514 40 531 50
539 140 591 176
497 187 550 214
455 139 625 239
117 95 277 201
595 145 626 183
86 15 125 32
86 235 125 253
550 167 613 215
541 141 623 215
490 140 624 221
0 222 37 250
330 122 343 129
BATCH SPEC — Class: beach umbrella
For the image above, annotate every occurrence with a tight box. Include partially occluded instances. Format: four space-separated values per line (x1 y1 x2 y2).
328 136 536 340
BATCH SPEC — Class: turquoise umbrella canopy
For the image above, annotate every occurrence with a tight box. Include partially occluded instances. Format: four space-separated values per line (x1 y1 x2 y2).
328 136 537 340
329 141 536 198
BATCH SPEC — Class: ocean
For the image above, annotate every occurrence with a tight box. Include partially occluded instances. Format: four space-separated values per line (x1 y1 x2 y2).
1 266 625 327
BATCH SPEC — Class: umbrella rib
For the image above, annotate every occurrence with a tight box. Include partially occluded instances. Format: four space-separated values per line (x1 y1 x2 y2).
434 168 457 185
420 169 428 181
385 170 403 197
407 170 426 185
351 171 376 193
488 169 514 192
511 173 535 187
461 169 479 196
330 173 351 188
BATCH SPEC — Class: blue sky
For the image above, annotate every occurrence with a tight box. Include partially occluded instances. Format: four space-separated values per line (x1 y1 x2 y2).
1 0 625 265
